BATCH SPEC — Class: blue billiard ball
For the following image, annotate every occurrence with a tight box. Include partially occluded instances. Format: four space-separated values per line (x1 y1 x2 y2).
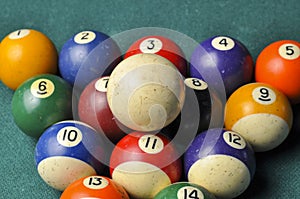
58 30 121 89
35 120 109 191
190 35 253 96
184 128 256 198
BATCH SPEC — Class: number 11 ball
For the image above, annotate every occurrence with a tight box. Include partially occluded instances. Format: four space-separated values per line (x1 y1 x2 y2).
224 82 293 152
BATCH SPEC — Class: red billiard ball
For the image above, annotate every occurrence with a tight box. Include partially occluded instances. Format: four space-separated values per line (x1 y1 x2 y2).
255 40 300 104
60 175 129 199
78 76 127 143
110 132 182 198
124 35 187 76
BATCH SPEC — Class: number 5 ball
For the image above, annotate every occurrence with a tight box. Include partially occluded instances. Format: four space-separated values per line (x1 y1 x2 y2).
224 82 293 152
0 29 58 90
12 74 73 138
255 40 300 104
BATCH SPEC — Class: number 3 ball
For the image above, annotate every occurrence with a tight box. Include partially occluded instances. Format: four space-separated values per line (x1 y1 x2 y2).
11 74 73 138
255 40 300 104
0 29 58 90
60 175 129 199
184 128 256 199
224 82 293 152
35 120 107 191
190 35 253 96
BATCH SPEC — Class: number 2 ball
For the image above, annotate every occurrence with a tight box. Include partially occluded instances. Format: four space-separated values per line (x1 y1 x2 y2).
124 35 187 76
0 29 58 90
11 74 73 138
224 82 293 152
184 128 256 199
60 175 129 199
35 120 107 191
255 40 300 104
190 35 253 96
59 30 121 89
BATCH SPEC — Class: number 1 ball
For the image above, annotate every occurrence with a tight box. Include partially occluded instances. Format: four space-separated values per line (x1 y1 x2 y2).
224 82 293 152
255 40 300 104
0 29 58 90
184 128 256 199
11 74 73 138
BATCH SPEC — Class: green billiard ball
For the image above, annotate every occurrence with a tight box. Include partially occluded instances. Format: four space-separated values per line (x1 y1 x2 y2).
12 74 73 138
154 182 216 199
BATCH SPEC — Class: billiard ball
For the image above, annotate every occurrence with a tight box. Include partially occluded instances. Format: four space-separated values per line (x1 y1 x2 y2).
184 128 256 199
110 132 182 198
78 76 127 143
0 29 58 90
59 30 122 89
60 175 129 199
35 120 108 191
106 53 185 132
124 35 187 76
224 82 293 152
11 74 73 138
255 40 300 104
190 35 253 96
154 182 216 199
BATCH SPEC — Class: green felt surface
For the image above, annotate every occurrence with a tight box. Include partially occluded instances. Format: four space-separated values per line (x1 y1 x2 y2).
0 0 299 198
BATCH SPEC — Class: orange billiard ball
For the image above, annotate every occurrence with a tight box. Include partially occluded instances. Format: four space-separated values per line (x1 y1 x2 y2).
255 40 300 104
124 35 187 76
60 175 129 199
0 29 58 90
224 82 293 152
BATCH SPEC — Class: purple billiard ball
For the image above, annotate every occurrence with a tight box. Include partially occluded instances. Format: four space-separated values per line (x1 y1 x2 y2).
35 120 110 191
59 30 122 90
190 35 253 96
184 128 256 198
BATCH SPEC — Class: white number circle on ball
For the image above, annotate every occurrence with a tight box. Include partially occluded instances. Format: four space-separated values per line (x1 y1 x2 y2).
95 76 109 92
139 38 163 53
57 126 83 147
211 36 235 51
30 78 55 99
74 31 96 44
184 77 208 90
9 29 30 39
223 131 246 150
177 186 204 199
252 86 276 105
278 43 300 60
83 176 109 190
138 134 164 154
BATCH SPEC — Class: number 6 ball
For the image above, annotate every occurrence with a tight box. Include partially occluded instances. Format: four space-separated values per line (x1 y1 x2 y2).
225 82 293 152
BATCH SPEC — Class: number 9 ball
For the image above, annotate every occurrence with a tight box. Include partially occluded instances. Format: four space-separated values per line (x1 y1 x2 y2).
224 82 293 152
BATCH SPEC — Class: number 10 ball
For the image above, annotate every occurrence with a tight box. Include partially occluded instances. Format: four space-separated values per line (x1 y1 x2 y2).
224 82 293 152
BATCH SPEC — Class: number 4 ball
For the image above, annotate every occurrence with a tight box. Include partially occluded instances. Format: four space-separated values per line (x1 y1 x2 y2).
255 40 300 104
224 82 293 152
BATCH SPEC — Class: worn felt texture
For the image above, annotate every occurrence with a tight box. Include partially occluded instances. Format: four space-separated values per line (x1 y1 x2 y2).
0 0 299 198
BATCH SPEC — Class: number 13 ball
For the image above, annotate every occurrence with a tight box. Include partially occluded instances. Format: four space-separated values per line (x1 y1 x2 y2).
224 82 293 152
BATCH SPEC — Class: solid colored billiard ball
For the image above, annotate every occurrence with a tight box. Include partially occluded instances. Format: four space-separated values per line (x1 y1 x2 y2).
59 30 121 89
154 182 216 199
0 29 58 90
184 128 256 199
78 76 126 143
124 35 187 76
255 40 300 104
224 82 293 152
110 132 182 199
35 120 108 191
11 74 73 138
190 35 253 96
60 175 129 199
106 53 185 132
